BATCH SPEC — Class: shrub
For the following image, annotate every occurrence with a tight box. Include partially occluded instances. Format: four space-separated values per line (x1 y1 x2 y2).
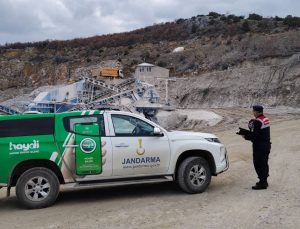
179 55 186 62
257 20 269 29
157 60 167 67
283 15 300 27
232 16 242 23
191 23 198 33
208 12 221 18
141 51 150 60
220 15 227 21
209 19 216 25
242 20 251 32
274 16 284 21
53 56 68 64
176 18 185 24
248 13 263 21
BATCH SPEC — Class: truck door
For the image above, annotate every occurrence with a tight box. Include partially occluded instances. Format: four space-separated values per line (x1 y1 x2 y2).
109 114 171 176
74 123 102 175
59 114 113 182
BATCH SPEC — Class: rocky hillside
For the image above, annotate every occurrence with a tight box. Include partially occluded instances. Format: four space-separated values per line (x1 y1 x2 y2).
166 54 300 108
0 13 300 108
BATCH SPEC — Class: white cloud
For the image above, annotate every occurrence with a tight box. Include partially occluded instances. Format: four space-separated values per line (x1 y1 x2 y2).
0 0 299 44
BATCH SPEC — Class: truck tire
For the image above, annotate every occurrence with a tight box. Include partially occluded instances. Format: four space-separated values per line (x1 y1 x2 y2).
16 167 60 209
177 157 211 194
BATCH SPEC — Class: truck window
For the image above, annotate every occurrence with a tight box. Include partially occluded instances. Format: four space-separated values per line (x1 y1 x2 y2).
111 114 154 137
63 115 105 136
0 117 54 137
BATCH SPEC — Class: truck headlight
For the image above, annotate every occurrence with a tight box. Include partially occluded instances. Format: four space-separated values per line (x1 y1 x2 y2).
205 138 221 143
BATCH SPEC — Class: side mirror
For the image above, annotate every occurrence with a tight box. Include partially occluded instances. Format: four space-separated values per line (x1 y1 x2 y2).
153 127 164 137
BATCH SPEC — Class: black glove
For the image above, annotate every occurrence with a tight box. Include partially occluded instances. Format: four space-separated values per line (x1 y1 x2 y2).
236 127 250 136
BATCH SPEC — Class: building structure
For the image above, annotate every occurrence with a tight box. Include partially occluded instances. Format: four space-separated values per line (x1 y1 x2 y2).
135 63 169 83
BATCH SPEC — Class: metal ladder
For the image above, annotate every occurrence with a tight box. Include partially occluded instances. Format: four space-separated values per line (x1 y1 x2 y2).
116 78 136 89
91 84 152 106
81 77 121 93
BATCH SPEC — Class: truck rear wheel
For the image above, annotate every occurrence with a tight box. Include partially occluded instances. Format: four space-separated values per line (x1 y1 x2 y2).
16 167 60 209
177 157 211 194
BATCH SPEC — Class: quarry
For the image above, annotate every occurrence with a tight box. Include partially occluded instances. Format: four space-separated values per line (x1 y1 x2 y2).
0 12 300 229
1 54 299 132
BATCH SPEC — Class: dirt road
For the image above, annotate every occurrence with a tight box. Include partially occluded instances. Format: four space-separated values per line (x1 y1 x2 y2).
0 118 299 229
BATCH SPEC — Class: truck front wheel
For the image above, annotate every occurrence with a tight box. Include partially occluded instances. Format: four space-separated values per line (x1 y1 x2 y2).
16 167 60 209
177 157 211 194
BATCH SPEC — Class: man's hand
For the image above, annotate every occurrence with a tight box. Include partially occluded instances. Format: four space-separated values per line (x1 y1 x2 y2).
236 127 250 135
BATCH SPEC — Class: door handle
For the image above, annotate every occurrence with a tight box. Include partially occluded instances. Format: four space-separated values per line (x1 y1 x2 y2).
115 143 129 147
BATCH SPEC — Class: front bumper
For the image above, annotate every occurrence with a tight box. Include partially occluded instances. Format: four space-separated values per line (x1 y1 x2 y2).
223 152 229 172
216 149 229 174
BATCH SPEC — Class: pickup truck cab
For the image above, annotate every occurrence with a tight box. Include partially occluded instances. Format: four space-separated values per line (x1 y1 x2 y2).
0 110 228 208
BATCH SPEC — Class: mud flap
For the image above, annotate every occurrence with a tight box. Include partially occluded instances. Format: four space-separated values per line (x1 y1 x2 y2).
6 186 11 197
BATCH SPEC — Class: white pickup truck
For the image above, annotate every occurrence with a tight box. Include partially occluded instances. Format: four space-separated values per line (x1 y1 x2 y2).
0 110 229 208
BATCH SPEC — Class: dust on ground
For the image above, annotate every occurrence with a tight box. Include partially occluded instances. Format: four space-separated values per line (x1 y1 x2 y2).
0 114 299 229
157 107 300 133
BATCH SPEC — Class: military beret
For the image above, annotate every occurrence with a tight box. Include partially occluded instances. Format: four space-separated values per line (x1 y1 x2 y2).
252 105 263 112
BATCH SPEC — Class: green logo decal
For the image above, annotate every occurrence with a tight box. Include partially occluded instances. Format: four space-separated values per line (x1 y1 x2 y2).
80 138 96 154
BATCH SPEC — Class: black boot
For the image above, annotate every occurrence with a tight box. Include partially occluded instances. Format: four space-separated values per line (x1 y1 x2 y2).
252 181 268 190
255 181 268 186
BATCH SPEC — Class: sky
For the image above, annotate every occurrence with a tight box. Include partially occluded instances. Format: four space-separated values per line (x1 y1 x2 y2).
0 0 299 45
